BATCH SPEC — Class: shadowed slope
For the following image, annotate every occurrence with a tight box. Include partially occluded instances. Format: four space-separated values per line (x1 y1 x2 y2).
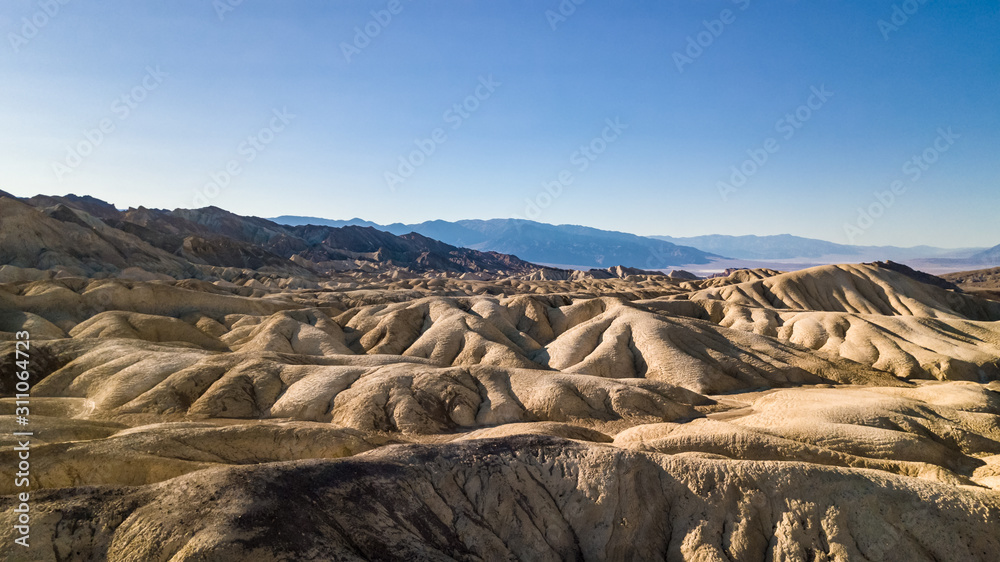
3 437 999 561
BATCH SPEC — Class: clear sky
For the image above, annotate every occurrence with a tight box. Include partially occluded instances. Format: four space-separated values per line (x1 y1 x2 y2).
1 1 998 248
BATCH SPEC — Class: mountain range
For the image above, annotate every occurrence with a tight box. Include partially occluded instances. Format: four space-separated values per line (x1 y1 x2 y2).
3 190 994 285
0 192 539 280
971 244 1000 264
653 234 986 261
273 215 995 268
272 216 719 268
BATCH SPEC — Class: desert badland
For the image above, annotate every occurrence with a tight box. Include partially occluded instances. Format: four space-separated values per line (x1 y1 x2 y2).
2 193 1000 560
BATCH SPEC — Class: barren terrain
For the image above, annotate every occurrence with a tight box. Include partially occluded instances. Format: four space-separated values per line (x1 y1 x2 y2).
2 194 1000 561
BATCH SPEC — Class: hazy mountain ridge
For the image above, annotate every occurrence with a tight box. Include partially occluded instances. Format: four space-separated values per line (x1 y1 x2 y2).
654 233 985 261
273 216 719 268
970 243 1000 264
273 215 988 267
653 233 860 259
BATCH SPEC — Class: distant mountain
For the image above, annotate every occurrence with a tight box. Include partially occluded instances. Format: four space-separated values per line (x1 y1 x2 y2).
652 234 983 262
274 216 983 268
271 216 385 230
970 244 1000 265
0 194 539 278
652 234 857 260
273 216 718 268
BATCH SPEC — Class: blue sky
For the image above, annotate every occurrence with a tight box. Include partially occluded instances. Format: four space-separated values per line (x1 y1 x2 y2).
1 0 998 247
